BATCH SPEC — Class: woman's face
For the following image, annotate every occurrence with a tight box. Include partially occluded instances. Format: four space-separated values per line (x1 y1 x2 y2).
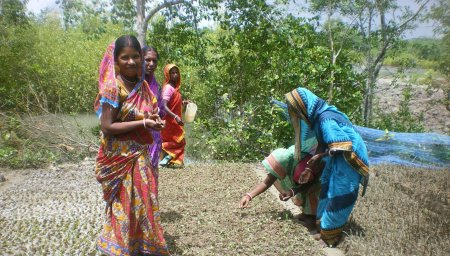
144 51 158 75
169 67 179 83
116 46 141 78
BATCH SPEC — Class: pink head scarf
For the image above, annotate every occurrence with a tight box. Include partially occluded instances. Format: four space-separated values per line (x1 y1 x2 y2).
94 42 119 118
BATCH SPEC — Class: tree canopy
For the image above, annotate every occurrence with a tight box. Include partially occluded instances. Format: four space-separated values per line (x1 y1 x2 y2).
0 0 445 164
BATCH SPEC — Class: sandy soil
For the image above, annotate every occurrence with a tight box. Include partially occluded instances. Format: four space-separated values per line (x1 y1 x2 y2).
1 161 448 255
0 161 321 256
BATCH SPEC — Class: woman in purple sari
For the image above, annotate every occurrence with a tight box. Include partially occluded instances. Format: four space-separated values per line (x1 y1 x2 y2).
143 46 164 170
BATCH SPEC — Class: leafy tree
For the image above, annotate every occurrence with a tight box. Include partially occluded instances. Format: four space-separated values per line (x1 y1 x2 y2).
57 0 113 39
152 0 365 160
0 0 373 163
0 0 34 110
0 0 29 26
107 0 196 45
307 0 431 126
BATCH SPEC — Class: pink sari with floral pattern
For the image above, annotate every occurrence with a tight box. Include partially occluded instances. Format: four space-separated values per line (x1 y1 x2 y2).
94 43 169 256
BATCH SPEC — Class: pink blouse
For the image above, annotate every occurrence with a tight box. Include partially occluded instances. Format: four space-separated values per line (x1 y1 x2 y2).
162 85 175 101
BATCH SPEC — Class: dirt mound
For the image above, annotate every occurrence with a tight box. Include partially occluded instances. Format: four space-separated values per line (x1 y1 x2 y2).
375 78 449 134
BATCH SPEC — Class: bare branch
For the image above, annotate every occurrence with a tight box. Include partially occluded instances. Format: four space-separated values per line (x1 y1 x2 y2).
396 0 430 32
144 0 191 24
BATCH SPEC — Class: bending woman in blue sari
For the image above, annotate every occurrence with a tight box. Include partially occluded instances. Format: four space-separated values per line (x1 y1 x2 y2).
285 87 369 247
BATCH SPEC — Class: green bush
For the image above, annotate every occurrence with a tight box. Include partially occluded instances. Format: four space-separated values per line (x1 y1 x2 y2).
0 117 59 168
129 2 365 161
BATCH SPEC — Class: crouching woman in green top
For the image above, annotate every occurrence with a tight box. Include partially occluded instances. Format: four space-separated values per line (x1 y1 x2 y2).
239 144 327 226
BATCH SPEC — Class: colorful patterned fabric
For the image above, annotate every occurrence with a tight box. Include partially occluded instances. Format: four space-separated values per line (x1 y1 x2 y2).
144 73 163 170
262 145 323 215
94 43 120 117
161 64 185 166
94 43 169 256
285 87 370 246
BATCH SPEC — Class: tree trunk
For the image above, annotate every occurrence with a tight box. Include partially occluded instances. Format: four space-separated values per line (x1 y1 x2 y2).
326 7 335 103
362 0 430 125
136 0 146 46
363 9 374 126
135 0 190 47
363 71 372 126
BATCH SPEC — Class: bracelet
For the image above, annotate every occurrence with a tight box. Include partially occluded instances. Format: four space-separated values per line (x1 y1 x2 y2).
143 118 147 128
245 193 253 201
290 188 295 197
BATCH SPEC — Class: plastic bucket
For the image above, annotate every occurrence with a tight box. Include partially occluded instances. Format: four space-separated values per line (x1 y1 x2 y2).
184 102 197 123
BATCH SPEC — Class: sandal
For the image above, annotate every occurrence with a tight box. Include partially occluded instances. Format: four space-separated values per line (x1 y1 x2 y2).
166 163 184 169
158 155 172 167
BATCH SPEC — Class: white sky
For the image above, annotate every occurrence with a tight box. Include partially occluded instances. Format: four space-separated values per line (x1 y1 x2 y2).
27 0 58 13
27 0 438 39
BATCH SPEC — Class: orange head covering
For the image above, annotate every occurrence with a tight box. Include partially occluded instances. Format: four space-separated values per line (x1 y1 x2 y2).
163 64 181 90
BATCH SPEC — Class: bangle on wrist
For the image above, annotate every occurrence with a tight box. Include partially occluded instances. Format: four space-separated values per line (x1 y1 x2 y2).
290 188 295 197
245 193 253 201
143 118 147 128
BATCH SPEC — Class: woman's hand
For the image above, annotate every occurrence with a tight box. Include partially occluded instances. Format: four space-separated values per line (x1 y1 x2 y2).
144 110 165 127
278 189 295 201
174 115 184 126
298 167 314 184
145 118 165 130
150 113 165 126
182 99 192 106
307 152 327 167
239 194 252 208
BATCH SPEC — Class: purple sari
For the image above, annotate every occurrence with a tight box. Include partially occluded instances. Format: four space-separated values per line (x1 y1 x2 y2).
145 74 164 169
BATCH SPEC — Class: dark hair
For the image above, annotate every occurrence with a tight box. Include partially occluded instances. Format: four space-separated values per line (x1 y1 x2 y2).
142 46 160 59
114 35 142 60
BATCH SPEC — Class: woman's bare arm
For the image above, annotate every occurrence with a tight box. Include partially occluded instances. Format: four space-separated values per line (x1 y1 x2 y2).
100 104 163 136
162 99 183 125
239 174 277 208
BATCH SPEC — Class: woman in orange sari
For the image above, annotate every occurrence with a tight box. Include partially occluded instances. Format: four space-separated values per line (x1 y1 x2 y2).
159 64 187 168
94 35 169 255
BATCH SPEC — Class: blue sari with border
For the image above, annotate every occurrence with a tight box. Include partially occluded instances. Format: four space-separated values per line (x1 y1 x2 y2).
285 87 370 246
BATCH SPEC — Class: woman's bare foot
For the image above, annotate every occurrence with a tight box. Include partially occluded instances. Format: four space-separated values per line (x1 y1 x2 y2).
312 233 321 241
295 213 316 229
318 239 328 248
296 213 316 221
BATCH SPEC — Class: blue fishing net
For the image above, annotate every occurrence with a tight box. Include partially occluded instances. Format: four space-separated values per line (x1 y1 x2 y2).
272 99 450 169
354 126 449 169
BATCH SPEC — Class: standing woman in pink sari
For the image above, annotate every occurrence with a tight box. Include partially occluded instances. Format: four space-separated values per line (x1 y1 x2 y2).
94 35 169 255
159 64 187 168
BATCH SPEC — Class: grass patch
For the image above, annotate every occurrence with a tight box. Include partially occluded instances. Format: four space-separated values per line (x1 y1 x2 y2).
341 165 449 255
159 163 321 255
